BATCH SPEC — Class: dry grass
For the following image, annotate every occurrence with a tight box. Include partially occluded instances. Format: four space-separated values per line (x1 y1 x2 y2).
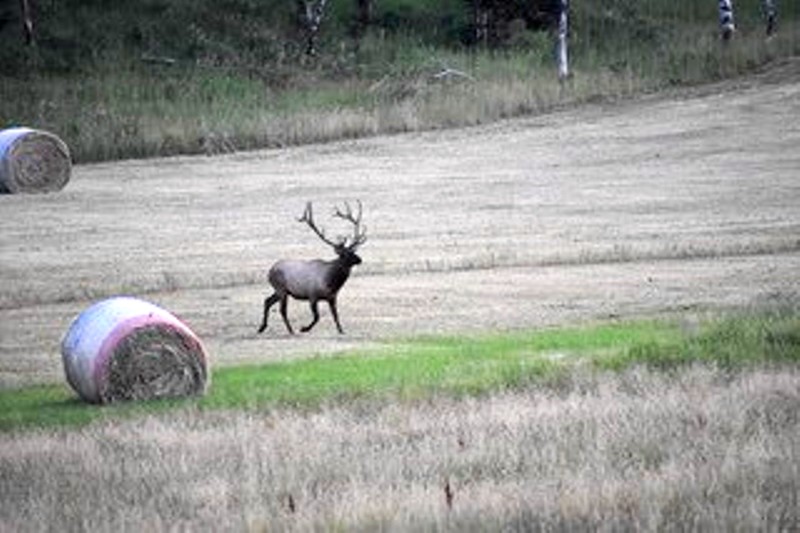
1 365 797 531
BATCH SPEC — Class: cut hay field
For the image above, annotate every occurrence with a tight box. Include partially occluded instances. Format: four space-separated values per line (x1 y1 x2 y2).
2 59 799 387
1 59 799 531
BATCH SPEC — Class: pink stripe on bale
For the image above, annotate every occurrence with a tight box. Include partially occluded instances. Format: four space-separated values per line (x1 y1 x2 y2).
92 312 207 401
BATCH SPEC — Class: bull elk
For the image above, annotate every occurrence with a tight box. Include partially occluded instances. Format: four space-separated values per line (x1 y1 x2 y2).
258 201 367 335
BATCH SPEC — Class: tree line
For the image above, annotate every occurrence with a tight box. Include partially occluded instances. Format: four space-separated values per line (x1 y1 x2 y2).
3 0 781 79
8 0 564 52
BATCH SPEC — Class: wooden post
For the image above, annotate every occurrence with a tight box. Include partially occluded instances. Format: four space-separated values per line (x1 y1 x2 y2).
556 0 569 81
718 0 735 40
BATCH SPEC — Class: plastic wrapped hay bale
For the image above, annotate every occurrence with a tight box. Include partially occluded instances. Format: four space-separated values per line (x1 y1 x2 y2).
0 127 71 194
61 297 209 404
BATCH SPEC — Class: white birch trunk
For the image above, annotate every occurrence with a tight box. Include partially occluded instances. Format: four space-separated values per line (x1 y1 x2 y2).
719 0 735 40
300 0 329 56
557 0 569 81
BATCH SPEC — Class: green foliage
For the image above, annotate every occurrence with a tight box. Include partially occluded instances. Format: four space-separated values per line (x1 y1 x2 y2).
2 310 797 432
2 0 798 161
372 0 468 43
0 0 299 74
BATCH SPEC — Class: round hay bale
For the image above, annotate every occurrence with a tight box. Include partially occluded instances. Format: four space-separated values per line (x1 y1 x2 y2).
0 127 71 194
61 297 209 404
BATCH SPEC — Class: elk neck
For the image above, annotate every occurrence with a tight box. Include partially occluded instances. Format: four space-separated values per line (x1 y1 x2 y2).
324 254 357 293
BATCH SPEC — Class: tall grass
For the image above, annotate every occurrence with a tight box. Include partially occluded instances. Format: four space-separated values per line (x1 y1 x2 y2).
1 309 797 431
1 365 797 530
1 1 798 162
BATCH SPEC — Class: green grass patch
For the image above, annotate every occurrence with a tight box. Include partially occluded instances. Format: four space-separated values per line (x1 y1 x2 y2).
1 310 798 432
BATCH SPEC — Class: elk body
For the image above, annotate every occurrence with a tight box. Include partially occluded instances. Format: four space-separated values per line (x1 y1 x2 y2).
258 201 366 335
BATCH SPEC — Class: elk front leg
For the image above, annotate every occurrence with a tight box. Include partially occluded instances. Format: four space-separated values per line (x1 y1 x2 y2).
258 293 281 333
329 297 344 334
301 299 320 333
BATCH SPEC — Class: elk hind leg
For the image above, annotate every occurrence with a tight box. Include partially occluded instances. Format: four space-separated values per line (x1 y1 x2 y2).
301 299 320 333
279 295 295 334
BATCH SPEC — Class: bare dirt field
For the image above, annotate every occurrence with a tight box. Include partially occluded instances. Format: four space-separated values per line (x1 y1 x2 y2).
1 60 799 387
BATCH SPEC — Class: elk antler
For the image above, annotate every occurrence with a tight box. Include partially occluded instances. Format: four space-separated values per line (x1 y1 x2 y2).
298 202 340 248
298 201 367 251
333 200 367 250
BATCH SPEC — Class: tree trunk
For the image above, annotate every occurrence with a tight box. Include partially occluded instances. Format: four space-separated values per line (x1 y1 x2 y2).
467 0 490 46
556 0 568 80
355 0 372 37
763 0 777 36
296 0 329 56
20 0 34 45
718 0 735 40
